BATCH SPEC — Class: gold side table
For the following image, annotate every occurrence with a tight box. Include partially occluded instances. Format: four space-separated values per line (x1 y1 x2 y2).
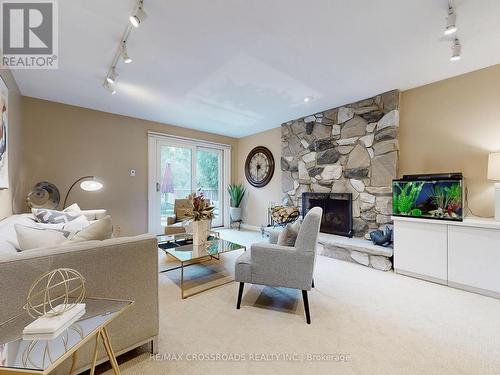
0 297 133 375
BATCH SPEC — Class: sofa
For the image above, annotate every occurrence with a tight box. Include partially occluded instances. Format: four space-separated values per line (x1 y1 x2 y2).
0 211 159 374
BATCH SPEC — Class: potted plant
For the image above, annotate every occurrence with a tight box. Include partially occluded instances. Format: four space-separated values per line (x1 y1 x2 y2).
228 183 246 222
184 192 214 245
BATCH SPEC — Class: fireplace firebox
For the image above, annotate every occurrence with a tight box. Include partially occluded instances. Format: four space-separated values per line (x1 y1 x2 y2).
302 193 353 237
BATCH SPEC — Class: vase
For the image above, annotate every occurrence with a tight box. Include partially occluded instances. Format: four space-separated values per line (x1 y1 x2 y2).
192 219 209 245
230 207 242 221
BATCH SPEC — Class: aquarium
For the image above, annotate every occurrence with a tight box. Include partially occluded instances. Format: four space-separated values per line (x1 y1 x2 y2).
392 173 463 221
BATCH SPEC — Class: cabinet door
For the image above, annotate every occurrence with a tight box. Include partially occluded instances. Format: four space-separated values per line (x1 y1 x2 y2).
394 220 448 284
448 226 500 296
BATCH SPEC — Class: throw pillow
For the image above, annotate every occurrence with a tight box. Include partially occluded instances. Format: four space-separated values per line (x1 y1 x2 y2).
15 224 69 251
32 208 81 224
71 216 113 242
63 203 82 213
277 220 301 247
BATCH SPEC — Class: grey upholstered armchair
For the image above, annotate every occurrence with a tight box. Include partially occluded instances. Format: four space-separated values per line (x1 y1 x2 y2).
234 207 323 324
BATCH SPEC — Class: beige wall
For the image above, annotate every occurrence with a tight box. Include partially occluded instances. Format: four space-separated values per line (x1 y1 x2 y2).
21 97 237 235
400 64 500 218
0 69 23 220
236 127 282 227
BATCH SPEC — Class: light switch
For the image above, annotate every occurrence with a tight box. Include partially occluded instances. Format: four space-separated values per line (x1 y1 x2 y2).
130 169 136 177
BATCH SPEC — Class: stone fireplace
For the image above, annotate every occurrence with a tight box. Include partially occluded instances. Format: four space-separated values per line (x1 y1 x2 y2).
281 90 399 238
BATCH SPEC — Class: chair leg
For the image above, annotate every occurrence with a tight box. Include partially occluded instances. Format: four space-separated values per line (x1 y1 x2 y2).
302 290 311 324
236 282 245 309
312 278 315 288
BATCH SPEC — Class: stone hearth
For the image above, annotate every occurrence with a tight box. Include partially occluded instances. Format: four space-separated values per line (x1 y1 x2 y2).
281 90 399 238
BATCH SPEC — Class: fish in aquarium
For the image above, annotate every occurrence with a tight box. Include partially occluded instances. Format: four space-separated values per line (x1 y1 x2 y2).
392 176 463 221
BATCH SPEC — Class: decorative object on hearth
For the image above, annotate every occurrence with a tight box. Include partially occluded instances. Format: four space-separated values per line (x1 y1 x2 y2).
488 153 500 221
63 175 104 208
369 226 393 247
268 204 300 227
228 183 246 221
184 192 214 245
245 146 274 188
26 182 61 209
0 76 8 190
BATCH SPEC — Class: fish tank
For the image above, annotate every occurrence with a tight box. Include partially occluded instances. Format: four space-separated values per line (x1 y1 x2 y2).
392 173 464 221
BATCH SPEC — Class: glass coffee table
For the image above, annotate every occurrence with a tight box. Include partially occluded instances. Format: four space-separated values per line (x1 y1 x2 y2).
157 232 246 299
0 297 133 375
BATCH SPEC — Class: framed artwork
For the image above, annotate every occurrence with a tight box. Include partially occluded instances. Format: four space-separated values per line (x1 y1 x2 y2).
0 76 7 189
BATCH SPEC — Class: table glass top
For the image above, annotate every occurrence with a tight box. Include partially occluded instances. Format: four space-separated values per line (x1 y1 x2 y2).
0 297 132 372
157 233 245 262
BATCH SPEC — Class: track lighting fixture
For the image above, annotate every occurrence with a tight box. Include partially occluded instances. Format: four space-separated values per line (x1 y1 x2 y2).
121 44 132 64
103 81 116 95
130 1 147 28
450 38 461 61
444 5 457 35
106 68 118 84
103 0 145 95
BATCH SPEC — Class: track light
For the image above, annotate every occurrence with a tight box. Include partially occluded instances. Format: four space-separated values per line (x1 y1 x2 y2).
121 44 132 64
106 68 118 84
445 6 457 35
451 38 461 61
130 3 147 28
103 81 116 95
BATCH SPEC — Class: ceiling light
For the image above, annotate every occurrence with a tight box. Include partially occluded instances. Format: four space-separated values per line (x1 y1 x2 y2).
121 44 132 63
103 81 116 95
445 7 457 35
451 38 461 61
130 3 147 28
106 68 118 84
304 96 312 103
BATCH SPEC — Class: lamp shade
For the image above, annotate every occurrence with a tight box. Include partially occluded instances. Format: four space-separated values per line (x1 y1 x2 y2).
488 153 500 181
80 180 103 192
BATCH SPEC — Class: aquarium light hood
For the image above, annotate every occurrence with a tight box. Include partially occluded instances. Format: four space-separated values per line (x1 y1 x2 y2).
400 173 463 181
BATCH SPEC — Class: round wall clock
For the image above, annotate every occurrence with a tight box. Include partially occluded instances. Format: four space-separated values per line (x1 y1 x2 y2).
245 146 275 188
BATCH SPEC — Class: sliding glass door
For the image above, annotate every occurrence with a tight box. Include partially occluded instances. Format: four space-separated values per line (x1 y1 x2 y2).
149 135 229 234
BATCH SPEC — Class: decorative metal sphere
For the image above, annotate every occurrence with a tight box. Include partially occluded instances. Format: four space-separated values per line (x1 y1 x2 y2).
23 268 86 318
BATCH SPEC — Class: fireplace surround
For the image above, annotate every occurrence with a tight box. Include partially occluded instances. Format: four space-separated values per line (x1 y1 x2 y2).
302 192 353 237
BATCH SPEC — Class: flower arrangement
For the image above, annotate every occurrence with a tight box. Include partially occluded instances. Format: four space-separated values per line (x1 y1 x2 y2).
185 192 214 222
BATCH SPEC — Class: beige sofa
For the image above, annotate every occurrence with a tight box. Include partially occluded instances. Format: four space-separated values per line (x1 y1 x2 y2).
0 213 159 374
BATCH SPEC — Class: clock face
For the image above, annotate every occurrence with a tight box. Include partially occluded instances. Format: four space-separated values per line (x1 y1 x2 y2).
245 147 274 187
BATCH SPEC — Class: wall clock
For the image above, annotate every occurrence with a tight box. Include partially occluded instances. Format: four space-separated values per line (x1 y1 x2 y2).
245 146 275 188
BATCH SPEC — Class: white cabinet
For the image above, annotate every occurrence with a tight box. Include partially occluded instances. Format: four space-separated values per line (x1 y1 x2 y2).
394 220 448 284
393 216 500 298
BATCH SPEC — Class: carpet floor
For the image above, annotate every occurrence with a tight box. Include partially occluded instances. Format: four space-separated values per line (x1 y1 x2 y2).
100 229 500 375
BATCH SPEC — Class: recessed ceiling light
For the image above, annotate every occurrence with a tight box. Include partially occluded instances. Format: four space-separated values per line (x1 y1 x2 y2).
451 38 461 61
130 4 147 28
304 96 312 103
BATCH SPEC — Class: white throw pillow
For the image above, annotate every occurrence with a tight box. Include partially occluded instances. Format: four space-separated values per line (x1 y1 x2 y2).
71 216 113 242
15 225 69 251
62 215 90 239
63 203 82 213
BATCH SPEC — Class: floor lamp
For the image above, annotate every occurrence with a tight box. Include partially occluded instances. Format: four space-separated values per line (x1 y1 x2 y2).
63 176 103 209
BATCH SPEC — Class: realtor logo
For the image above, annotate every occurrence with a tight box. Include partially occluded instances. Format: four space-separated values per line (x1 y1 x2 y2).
1 0 58 69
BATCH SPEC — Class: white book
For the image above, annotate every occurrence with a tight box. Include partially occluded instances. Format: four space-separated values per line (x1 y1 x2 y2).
23 304 86 336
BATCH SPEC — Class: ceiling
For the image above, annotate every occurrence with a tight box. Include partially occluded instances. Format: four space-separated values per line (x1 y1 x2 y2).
12 0 500 138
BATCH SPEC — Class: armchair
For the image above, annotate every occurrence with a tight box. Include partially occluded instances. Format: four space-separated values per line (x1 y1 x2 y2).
164 199 192 235
234 207 322 324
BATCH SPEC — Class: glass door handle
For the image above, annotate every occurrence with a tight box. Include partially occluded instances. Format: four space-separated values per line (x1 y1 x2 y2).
156 182 160 192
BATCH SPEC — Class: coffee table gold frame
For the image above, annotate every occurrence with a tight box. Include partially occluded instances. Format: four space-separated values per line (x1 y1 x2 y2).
0 298 134 375
159 238 245 299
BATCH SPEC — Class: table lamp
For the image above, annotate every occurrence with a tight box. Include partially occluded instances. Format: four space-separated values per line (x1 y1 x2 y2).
487 153 500 221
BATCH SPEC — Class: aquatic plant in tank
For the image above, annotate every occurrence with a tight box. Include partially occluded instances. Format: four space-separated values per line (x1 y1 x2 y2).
392 174 463 221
